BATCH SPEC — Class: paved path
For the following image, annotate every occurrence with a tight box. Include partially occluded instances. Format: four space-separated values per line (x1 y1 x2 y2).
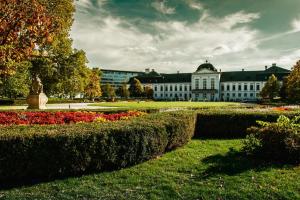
0 103 119 110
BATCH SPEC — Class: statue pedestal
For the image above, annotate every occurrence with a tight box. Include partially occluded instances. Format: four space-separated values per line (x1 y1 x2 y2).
26 93 48 109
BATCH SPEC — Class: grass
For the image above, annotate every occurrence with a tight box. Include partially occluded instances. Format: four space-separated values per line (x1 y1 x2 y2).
1 139 299 200
90 101 241 110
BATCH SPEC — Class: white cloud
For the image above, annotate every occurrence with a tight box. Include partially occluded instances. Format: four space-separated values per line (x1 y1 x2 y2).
292 18 300 32
71 3 298 73
186 0 204 10
151 0 175 15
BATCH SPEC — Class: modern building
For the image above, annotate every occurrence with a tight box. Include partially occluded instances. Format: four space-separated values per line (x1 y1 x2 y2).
101 69 144 88
132 62 290 101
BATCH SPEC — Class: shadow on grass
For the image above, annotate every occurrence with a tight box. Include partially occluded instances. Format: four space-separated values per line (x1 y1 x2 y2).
200 149 294 178
200 148 294 178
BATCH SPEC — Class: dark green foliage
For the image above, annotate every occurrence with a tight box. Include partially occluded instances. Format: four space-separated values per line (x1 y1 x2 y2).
129 78 144 97
0 112 195 184
195 110 299 138
243 115 300 164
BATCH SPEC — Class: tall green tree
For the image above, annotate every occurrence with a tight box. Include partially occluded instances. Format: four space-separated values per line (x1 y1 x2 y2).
0 62 30 98
129 78 144 97
286 60 300 101
102 83 116 101
84 68 102 101
116 83 130 99
279 76 288 100
144 86 154 99
260 74 280 100
28 0 90 97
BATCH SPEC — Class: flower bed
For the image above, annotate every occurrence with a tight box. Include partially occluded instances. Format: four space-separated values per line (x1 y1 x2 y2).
0 111 145 126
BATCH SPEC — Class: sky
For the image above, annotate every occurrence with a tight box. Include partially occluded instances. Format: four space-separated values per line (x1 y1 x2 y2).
71 0 300 73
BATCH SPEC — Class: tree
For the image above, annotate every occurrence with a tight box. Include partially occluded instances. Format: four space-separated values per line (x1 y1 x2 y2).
84 69 102 101
129 78 144 97
279 76 288 100
260 74 280 100
0 0 54 76
117 83 130 99
0 62 30 98
144 86 154 99
286 60 300 101
102 83 116 101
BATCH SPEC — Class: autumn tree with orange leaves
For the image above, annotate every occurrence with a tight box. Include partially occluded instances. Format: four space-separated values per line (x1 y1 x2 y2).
0 0 54 76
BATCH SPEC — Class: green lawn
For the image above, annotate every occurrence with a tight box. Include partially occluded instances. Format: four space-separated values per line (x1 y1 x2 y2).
1 139 299 200
90 101 241 110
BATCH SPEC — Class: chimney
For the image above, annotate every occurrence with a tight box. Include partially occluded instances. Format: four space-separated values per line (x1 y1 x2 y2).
177 71 180 74
152 69 155 72
272 63 276 67
219 69 221 72
265 66 268 70
242 69 244 72
145 68 150 74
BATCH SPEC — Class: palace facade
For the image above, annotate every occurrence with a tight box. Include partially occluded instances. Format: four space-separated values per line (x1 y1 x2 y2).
133 62 290 101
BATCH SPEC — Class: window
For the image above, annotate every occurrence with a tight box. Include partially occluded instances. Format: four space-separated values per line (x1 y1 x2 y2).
161 86 163 91
161 94 163 97
175 85 177 91
203 93 207 99
195 79 199 89
179 85 182 91
238 93 241 97
256 84 260 91
184 85 187 91
227 85 230 91
154 86 157 91
170 93 173 97
232 85 236 91
170 85 173 91
238 85 242 91
203 79 207 89
250 93 254 97
165 86 168 91
244 84 248 91
211 79 215 89
221 85 224 91
250 84 254 91
244 93 247 97
232 93 236 97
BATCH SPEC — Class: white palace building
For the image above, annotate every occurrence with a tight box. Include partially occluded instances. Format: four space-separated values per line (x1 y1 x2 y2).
131 62 290 101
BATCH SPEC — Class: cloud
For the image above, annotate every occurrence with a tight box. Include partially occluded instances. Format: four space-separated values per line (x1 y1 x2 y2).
292 18 300 32
71 6 263 73
151 0 175 15
186 0 204 10
71 2 295 73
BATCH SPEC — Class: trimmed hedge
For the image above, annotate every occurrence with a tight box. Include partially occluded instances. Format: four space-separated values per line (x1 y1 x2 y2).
0 111 195 185
195 110 300 138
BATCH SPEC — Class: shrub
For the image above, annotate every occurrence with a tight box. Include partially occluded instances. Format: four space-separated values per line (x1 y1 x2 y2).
0 99 14 105
195 110 299 138
0 111 196 184
243 115 300 164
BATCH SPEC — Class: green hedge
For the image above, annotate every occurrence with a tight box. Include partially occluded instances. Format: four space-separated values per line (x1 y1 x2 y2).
0 112 195 184
195 110 300 138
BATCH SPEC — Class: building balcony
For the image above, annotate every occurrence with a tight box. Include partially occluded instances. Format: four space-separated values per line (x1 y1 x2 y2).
192 89 218 93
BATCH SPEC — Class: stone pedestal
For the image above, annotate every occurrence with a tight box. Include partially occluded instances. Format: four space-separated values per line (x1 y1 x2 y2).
26 93 48 109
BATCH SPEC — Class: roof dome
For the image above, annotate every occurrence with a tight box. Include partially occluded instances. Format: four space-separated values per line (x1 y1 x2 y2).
196 61 217 72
